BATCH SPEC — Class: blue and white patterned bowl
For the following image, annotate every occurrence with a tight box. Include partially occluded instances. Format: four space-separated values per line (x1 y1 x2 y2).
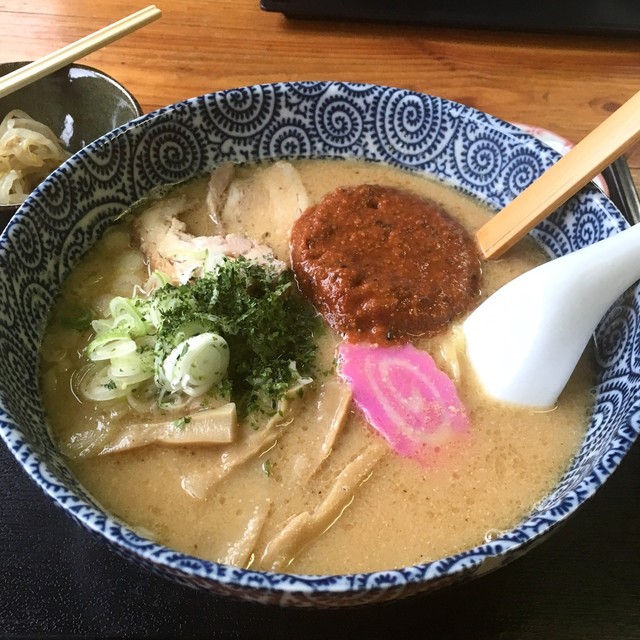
0 81 638 608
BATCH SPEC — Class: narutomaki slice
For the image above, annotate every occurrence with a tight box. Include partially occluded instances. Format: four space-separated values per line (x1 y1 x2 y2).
289 184 481 344
338 341 469 465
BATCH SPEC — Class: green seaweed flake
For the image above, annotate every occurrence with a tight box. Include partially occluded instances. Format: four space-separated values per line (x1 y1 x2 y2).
152 257 320 418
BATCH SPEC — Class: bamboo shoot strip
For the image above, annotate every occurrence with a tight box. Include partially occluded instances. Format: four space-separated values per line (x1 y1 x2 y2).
99 404 237 456
306 380 353 480
62 403 237 458
221 501 271 568
179 391 305 499
259 441 386 571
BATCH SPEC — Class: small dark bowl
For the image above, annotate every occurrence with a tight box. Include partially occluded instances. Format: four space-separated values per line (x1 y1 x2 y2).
0 61 143 229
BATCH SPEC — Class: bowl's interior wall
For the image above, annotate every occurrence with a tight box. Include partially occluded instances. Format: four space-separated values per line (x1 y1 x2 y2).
0 62 142 153
0 82 637 600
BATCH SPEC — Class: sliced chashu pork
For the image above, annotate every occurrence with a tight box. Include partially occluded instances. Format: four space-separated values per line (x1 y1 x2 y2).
133 194 281 284
133 161 308 283
217 160 309 263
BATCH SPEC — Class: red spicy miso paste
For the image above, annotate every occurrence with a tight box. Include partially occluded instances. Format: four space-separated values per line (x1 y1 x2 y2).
290 184 481 343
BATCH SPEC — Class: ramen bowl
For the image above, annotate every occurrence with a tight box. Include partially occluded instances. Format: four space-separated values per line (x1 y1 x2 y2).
0 61 143 229
0 81 638 608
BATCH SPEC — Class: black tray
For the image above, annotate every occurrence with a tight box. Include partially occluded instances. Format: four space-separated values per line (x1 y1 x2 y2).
260 0 640 35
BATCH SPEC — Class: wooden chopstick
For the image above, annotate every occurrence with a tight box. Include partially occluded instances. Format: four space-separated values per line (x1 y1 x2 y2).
475 88 640 260
0 5 162 100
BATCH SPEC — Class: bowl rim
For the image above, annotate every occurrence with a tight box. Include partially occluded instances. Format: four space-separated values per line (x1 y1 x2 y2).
0 80 637 604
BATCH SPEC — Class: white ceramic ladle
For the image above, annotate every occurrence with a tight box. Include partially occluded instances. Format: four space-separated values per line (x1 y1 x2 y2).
463 89 640 408
464 222 640 407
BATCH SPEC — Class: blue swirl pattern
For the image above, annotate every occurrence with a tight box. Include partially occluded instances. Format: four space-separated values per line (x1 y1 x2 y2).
373 86 452 166
0 81 638 607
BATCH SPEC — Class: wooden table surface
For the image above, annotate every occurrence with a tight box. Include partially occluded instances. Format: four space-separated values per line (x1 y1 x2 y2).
2 0 640 171
1 2 640 638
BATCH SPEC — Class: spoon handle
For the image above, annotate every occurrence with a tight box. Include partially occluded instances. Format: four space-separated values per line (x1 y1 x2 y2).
475 88 640 260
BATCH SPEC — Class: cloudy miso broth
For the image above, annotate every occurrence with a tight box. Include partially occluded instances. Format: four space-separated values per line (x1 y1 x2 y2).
40 160 593 574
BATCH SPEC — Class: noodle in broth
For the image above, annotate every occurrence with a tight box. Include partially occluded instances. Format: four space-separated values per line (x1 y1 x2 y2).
39 159 594 574
0 109 70 205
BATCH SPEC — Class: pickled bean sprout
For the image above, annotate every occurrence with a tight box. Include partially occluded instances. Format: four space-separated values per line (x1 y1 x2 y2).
0 109 70 205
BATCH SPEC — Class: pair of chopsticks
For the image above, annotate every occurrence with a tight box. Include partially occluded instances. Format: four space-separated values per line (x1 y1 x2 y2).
0 5 162 100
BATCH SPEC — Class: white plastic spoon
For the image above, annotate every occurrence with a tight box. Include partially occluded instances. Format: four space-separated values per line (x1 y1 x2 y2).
462 87 640 407
463 222 640 408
